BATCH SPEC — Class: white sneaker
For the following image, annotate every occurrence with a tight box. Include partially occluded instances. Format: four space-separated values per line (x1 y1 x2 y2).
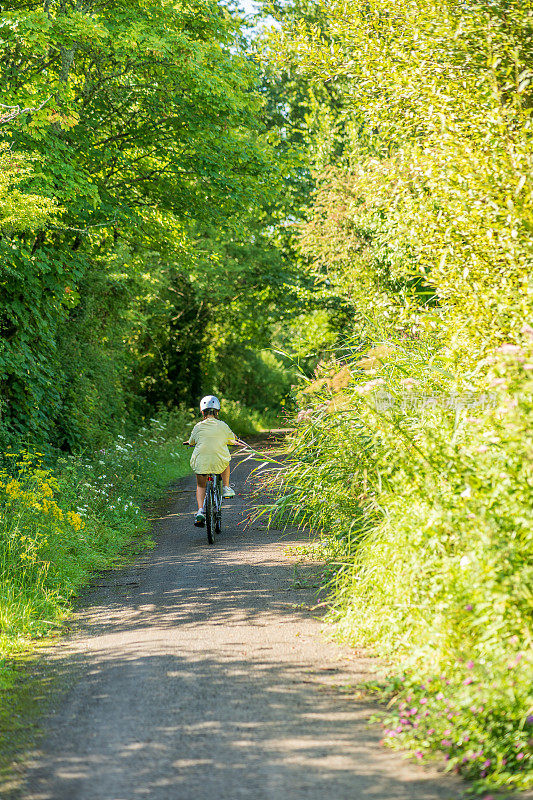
222 486 235 498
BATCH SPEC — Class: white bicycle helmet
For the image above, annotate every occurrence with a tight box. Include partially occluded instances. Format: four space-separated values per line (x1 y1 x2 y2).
200 395 221 412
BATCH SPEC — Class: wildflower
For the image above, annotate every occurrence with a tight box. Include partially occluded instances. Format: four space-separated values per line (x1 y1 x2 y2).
466 604 473 611
441 739 452 748
463 677 474 685
428 728 435 735
420 698 427 705
496 343 522 354
466 660 474 669
460 486 472 499
517 753 525 760
415 750 423 760
356 378 385 394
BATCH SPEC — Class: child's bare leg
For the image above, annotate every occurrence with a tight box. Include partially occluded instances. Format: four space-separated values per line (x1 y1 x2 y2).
221 464 230 487
196 474 207 510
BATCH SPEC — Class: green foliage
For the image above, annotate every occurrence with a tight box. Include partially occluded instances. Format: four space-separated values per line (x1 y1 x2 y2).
0 0 291 451
267 0 533 351
219 398 282 437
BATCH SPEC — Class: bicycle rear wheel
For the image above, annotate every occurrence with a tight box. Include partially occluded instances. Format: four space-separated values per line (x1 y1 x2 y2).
205 481 216 545
215 475 222 535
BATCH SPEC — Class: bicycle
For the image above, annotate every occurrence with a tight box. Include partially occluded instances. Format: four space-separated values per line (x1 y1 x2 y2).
183 437 250 546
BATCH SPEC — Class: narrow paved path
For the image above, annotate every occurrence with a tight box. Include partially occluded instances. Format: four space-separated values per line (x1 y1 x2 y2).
19 452 462 800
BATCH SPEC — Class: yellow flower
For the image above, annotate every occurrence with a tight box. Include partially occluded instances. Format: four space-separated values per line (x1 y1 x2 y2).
5 479 21 497
67 511 84 530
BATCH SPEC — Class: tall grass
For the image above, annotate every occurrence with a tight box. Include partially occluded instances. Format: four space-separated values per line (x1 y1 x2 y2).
270 331 533 792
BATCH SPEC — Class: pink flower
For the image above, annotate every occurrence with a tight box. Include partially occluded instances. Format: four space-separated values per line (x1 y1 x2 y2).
441 739 452 747
517 752 525 760
464 676 474 685
497 343 522 354
415 750 423 760
466 660 474 669
420 698 427 705
466 604 473 610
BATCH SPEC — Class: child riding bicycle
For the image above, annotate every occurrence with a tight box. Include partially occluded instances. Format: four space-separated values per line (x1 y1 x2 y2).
184 395 236 527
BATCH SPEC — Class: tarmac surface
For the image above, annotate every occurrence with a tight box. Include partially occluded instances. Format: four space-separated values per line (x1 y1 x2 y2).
19 447 463 800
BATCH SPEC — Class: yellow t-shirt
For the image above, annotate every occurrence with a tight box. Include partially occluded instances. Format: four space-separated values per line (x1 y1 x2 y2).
188 417 236 474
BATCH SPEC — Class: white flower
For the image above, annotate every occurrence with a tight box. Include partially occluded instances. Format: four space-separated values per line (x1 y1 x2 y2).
460 486 472 498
